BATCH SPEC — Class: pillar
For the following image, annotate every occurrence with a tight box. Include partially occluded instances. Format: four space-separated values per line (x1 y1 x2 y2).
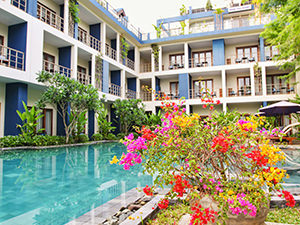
116 33 120 62
121 70 126 98
250 66 255 96
71 45 78 80
63 0 69 35
101 22 106 55
134 46 140 72
222 69 226 98
102 60 109 93
184 43 189 69
158 46 162 71
91 54 96 87
261 65 267 96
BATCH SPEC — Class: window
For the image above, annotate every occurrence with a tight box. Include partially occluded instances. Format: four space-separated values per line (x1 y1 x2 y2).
236 46 259 61
193 51 212 67
170 82 179 98
43 53 55 72
266 75 291 94
193 79 213 97
237 77 251 96
264 46 279 60
78 27 88 44
37 2 56 26
33 108 53 135
170 54 184 66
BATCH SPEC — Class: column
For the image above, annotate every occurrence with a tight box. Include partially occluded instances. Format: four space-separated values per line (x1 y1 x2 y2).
121 70 126 98
184 43 189 69
101 22 106 55
4 83 28 136
185 104 190 114
102 60 109 93
116 33 120 63
136 78 141 99
134 46 140 72
151 51 155 72
221 69 226 98
71 45 78 80
63 0 69 35
151 76 156 100
91 54 96 87
261 65 267 96
250 66 255 96
158 46 162 71
223 102 227 113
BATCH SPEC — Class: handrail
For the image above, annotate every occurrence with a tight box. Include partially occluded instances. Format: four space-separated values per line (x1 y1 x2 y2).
0 45 25 71
225 55 258 65
105 44 117 60
37 2 64 32
43 60 72 77
189 58 213 68
120 54 135 70
78 31 101 52
266 84 294 95
227 87 251 97
109 83 121 96
165 61 185 70
140 92 152 101
189 89 218 99
140 63 151 73
126 89 136 99
11 0 26 11
77 71 91 85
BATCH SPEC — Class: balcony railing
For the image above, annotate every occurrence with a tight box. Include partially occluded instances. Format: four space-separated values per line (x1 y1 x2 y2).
105 44 117 61
77 71 91 85
120 55 135 70
157 92 180 100
266 84 295 95
189 21 215 34
37 2 64 32
11 0 26 11
223 15 270 30
227 87 251 97
126 89 136 99
140 63 151 73
164 61 185 71
226 55 258 65
43 60 72 77
140 91 152 101
189 89 218 99
109 83 121 96
78 32 101 52
189 59 213 68
0 45 25 71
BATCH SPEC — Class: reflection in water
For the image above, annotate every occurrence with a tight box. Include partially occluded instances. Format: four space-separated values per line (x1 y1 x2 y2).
0 143 152 225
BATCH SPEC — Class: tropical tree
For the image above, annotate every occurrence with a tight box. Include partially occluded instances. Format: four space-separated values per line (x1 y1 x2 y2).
36 71 102 143
112 99 146 135
259 0 300 79
96 107 115 139
206 0 213 11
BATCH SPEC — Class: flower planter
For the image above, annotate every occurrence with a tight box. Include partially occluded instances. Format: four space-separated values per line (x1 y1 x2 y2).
189 195 269 225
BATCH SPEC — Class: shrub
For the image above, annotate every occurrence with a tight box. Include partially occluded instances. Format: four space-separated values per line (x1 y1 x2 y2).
91 133 103 141
32 135 65 146
116 133 126 140
0 136 24 148
106 133 117 140
74 134 89 143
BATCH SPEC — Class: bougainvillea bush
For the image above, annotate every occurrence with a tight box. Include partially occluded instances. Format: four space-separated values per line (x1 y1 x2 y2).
111 95 295 224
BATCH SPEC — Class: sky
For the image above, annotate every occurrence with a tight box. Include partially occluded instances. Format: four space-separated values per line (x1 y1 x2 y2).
108 0 233 33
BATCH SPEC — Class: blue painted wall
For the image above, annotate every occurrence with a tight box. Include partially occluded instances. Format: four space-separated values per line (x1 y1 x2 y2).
111 70 121 86
88 110 95 138
128 49 134 61
110 105 120 134
8 22 27 70
59 47 71 76
56 104 70 136
260 37 265 62
263 102 267 107
90 24 101 40
4 83 28 136
60 4 64 18
12 0 26 11
127 78 136 91
212 39 225 66
155 77 160 94
27 0 37 17
179 73 190 99
102 60 109 93
111 39 116 50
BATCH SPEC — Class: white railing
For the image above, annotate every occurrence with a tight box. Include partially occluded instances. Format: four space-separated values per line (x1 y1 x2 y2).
226 55 258 65
189 89 218 99
266 84 295 95
109 83 121 96
78 32 101 52
37 2 64 32
77 71 91 85
120 55 135 70
140 92 152 101
227 87 251 97
43 60 72 77
223 15 270 30
126 89 136 99
140 63 151 73
0 45 25 71
189 58 213 68
164 61 185 71
11 0 26 11
189 21 215 34
105 44 117 60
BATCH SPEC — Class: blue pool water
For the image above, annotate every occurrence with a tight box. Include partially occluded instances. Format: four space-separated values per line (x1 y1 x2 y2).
0 143 152 225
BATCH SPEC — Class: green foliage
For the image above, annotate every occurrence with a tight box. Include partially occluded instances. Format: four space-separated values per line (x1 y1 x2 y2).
153 22 163 38
17 101 44 138
266 207 300 224
31 135 66 146
210 110 241 127
73 134 89 143
91 133 103 141
180 21 186 35
70 111 88 136
106 133 117 140
214 8 224 14
37 71 102 143
151 44 160 66
260 0 300 79
120 36 130 59
179 4 187 15
112 99 146 135
116 133 126 140
69 0 80 23
206 0 213 10
145 110 162 127
96 108 116 138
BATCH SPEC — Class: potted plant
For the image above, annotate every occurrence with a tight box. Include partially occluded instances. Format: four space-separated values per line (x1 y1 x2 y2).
112 93 295 224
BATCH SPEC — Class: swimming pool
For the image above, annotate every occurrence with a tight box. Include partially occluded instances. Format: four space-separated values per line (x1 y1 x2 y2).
0 143 152 225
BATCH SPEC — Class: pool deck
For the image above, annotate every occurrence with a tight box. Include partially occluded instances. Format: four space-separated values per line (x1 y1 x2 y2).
65 188 144 225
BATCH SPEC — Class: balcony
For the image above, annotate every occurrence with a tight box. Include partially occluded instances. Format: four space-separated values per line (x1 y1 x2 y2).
140 91 152 101
126 89 136 99
189 89 218 99
119 55 135 70
157 91 179 100
109 83 121 96
189 21 215 34
0 45 25 71
164 61 185 71
227 87 251 97
140 63 151 73
226 55 258 65
37 2 64 32
223 15 270 30
11 0 26 11
77 71 91 85
78 29 101 52
105 44 117 61
43 60 72 77
189 58 213 68
266 84 295 95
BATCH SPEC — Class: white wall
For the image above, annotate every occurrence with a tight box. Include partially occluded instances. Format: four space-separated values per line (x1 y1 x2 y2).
160 78 178 93
79 20 90 34
226 71 251 93
43 43 59 64
225 41 259 63
39 0 60 14
78 58 89 71
0 23 8 46
162 50 184 69
228 102 262 114
0 82 5 137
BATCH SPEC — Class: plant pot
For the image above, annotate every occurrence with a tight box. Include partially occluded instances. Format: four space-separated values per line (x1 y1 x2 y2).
189 195 269 225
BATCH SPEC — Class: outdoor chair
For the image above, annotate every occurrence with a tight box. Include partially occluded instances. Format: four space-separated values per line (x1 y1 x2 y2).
249 57 255 62
235 58 242 64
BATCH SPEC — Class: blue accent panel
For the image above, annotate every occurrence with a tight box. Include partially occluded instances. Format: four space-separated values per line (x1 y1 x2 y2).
88 110 95 138
90 24 101 40
27 0 37 17
4 83 28 136
128 50 134 61
60 4 64 18
8 22 27 70
127 78 136 91
56 104 70 136
260 37 265 62
179 73 190 99
102 60 109 93
111 39 116 50
110 105 120 134
58 47 71 68
155 77 160 94
263 102 267 107
190 105 193 114
74 23 78 39
111 71 121 86
212 39 225 66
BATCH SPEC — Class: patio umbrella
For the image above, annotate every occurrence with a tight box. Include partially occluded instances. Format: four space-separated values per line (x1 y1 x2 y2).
259 101 300 116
